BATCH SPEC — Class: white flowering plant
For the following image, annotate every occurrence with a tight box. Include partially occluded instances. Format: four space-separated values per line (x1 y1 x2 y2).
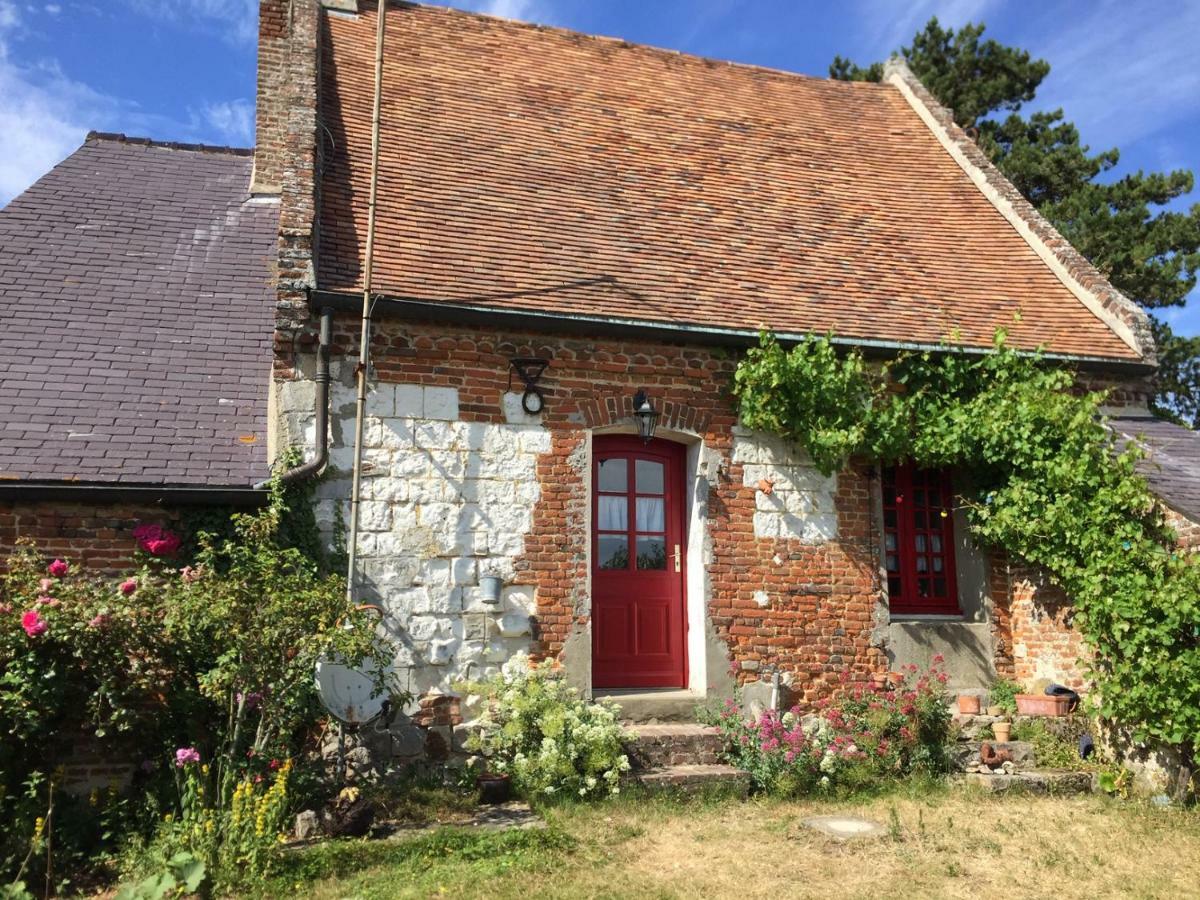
460 655 631 801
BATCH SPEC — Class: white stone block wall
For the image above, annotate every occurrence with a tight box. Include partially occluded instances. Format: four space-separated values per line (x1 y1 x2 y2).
731 426 837 542
276 371 542 706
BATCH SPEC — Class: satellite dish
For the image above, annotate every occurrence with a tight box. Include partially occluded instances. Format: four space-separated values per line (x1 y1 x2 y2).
315 655 391 726
315 604 392 726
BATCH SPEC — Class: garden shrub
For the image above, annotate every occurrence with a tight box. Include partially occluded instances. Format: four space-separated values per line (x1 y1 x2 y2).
702 661 953 796
0 481 396 894
460 655 631 800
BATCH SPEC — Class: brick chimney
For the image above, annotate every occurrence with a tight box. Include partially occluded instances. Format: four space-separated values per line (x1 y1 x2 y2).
251 0 324 195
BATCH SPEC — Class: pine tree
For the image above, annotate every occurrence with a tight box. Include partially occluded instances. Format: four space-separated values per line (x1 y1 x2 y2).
832 19 1200 425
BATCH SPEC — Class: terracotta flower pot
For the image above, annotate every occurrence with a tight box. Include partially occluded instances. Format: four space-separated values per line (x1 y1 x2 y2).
1015 694 1072 717
957 694 981 715
477 772 512 805
871 672 889 689
992 722 1012 742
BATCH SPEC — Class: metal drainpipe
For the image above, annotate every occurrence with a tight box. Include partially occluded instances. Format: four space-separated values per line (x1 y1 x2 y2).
267 306 332 487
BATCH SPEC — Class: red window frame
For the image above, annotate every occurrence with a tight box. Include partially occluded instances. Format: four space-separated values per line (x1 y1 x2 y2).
882 464 959 615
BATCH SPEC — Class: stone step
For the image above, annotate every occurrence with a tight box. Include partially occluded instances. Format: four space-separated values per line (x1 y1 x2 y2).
959 769 1094 795
622 723 725 771
951 740 1037 772
634 764 751 797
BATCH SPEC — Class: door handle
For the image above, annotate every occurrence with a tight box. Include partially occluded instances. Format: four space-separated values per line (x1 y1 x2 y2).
674 543 681 573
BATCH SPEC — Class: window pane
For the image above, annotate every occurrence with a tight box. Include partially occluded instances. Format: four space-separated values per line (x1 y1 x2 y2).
914 489 925 505
930 534 942 553
933 557 943 573
933 577 947 596
598 496 627 531
884 510 897 528
636 460 664 494
888 575 902 597
916 556 927 572
914 511 927 528
886 554 898 572
598 458 627 493
636 497 664 532
929 488 940 506
598 535 628 570
918 578 930 597
915 534 926 552
636 536 667 570
884 533 896 551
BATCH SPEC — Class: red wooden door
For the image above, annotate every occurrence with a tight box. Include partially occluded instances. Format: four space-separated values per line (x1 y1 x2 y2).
592 436 687 689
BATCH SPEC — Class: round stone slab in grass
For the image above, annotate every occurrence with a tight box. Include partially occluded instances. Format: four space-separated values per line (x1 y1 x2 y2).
801 815 889 841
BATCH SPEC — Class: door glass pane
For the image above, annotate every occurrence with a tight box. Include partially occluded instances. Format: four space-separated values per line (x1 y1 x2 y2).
636 497 664 532
933 577 947 596
598 535 628 570
933 557 943 573
930 534 942 553
597 458 627 493
888 575 902 597
916 556 927 572
636 459 664 494
636 536 667 570
598 496 627 531
885 554 898 572
915 534 926 552
884 533 896 551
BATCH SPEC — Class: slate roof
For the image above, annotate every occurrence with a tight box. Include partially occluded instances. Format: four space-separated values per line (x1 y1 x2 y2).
0 134 277 488
1112 416 1200 523
316 2 1139 362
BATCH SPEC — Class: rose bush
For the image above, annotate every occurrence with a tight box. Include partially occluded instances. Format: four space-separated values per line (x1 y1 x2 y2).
0 480 397 893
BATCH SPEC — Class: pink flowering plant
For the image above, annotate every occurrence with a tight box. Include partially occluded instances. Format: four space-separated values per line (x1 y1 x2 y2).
701 660 952 795
0 481 398 891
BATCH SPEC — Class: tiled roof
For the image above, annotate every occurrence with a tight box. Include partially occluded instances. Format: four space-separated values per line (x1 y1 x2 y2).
1113 417 1200 523
0 134 277 488
316 2 1140 362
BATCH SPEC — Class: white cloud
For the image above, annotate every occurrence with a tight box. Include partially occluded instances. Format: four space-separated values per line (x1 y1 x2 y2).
0 59 102 205
202 97 254 146
123 0 257 45
853 0 999 57
0 4 97 204
1024 0 1200 156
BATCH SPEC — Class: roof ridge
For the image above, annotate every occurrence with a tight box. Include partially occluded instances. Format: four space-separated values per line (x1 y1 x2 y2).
882 58 1155 365
85 131 254 157
387 1 884 90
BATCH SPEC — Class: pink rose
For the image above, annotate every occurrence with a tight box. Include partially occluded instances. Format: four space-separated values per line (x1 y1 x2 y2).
180 566 202 583
48 559 68 577
174 747 201 767
88 614 109 629
39 578 53 592
133 524 182 558
119 578 138 595
21 610 47 637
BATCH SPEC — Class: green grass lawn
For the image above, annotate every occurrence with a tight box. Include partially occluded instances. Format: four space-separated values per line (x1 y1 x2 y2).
256 787 1200 900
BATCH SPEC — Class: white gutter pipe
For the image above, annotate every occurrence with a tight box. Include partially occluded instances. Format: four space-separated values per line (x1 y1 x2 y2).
345 0 387 602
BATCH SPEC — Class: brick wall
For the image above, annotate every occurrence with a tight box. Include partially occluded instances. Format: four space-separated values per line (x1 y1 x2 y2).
275 313 887 708
0 501 180 575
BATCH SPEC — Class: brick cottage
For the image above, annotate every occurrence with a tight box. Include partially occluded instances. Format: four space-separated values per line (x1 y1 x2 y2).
253 0 1200 722
4 0 1200 747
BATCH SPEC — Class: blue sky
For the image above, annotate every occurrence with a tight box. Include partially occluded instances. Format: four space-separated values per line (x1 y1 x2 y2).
2 0 1197 331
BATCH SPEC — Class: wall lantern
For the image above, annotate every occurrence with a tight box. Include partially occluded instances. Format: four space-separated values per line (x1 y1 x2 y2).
632 389 659 444
509 357 550 415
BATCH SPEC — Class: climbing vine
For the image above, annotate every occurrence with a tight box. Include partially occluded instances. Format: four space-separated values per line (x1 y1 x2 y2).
734 332 1200 777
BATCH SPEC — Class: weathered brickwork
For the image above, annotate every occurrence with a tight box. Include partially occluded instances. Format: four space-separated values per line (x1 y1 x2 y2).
0 502 181 575
275 314 889 708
